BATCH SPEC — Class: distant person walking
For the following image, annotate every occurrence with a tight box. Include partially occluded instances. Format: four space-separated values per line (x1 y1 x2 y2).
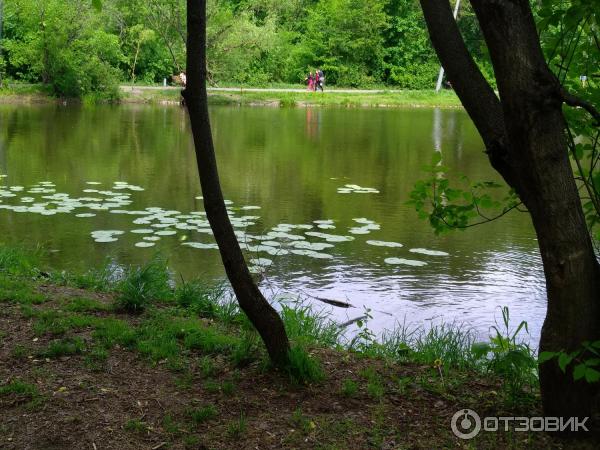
306 72 315 91
317 69 325 92
179 71 187 87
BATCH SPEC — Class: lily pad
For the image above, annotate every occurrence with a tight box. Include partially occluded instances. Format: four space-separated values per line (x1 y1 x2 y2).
135 242 156 248
384 258 428 267
409 248 449 257
366 240 404 248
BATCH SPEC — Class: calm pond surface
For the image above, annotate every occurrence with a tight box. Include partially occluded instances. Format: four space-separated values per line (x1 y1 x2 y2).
0 103 546 343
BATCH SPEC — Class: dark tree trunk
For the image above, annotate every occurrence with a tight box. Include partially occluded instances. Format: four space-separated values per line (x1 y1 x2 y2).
420 0 600 427
182 0 290 366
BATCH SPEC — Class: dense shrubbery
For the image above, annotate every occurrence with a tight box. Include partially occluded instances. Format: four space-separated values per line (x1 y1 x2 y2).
0 0 492 96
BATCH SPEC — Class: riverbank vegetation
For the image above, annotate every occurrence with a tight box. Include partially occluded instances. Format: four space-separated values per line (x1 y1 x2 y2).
0 244 579 449
0 0 491 99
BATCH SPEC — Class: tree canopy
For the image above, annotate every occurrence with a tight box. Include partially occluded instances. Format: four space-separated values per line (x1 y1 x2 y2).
0 0 491 96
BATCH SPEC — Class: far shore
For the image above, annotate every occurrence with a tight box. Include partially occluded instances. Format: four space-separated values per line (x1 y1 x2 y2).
0 83 464 109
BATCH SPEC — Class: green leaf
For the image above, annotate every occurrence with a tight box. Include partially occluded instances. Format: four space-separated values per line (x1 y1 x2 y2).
585 368 600 383
558 353 573 373
92 0 102 11
538 351 557 364
574 364 587 381
471 342 491 359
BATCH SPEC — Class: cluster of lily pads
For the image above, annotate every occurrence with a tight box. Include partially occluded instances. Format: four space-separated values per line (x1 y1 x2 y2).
0 178 450 273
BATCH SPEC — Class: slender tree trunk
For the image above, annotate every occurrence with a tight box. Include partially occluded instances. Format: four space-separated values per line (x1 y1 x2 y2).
131 40 141 84
182 0 290 366
420 0 600 427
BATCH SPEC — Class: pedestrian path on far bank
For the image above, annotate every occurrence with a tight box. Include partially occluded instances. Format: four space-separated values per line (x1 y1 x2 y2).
120 85 404 94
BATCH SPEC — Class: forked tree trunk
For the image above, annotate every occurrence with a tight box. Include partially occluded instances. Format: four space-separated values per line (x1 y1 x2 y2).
420 0 600 427
182 0 290 366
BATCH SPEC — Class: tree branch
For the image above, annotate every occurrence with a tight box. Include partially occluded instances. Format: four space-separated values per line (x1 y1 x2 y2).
562 88 600 126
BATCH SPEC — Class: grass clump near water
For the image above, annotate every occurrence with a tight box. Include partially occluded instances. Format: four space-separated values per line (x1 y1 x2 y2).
114 256 171 313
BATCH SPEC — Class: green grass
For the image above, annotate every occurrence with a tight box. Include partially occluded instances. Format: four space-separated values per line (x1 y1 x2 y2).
340 379 359 398
119 86 462 108
188 405 218 425
226 412 248 440
114 256 172 313
0 244 40 275
280 302 342 348
0 380 43 408
63 297 111 313
284 346 325 385
39 337 85 358
124 419 148 434
0 275 46 305
175 280 223 318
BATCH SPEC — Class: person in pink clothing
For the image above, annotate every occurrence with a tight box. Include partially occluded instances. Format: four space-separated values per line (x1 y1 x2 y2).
306 72 315 91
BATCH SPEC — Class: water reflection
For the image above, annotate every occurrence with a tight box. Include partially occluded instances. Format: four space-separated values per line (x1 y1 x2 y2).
0 104 546 343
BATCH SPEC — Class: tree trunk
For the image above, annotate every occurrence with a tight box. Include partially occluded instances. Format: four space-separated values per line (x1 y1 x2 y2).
420 0 600 427
470 0 600 426
182 0 290 366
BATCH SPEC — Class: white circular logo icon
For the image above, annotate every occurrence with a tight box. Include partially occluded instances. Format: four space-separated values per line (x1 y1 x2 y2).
451 409 481 440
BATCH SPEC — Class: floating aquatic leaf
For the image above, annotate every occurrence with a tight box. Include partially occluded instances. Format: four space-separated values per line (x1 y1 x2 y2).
261 241 281 248
94 237 118 243
76 213 96 218
349 227 372 235
135 242 155 248
242 206 261 210
155 230 177 236
305 232 354 243
131 229 154 234
249 258 273 267
409 248 449 257
366 240 403 248
183 242 219 250
291 249 334 259
384 258 427 267
143 236 161 242
290 241 335 251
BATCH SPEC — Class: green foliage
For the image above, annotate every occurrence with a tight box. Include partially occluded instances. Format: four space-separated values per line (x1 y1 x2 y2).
409 154 522 234
1 0 493 90
540 340 600 384
124 419 148 433
340 378 358 398
226 412 248 440
280 301 341 347
114 256 171 313
188 405 218 424
0 244 39 275
39 337 86 358
175 279 222 318
230 331 259 367
471 307 537 403
284 345 325 385
0 380 42 408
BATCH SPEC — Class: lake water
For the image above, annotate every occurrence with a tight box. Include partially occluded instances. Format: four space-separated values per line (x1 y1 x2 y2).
0 103 546 344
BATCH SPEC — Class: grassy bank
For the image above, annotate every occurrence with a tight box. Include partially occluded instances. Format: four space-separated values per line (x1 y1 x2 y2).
1 82 463 108
0 245 588 449
121 86 463 108
0 83 56 104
